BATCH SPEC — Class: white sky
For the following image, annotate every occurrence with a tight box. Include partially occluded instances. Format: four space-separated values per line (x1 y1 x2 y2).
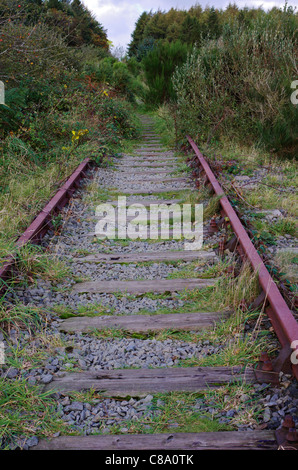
83 0 296 51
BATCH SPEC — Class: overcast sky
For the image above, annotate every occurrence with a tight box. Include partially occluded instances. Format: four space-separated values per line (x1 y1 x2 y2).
83 0 295 51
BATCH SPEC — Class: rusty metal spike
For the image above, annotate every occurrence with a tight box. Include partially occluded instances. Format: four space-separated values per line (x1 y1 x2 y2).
259 352 270 362
209 217 218 233
261 360 273 371
282 415 296 429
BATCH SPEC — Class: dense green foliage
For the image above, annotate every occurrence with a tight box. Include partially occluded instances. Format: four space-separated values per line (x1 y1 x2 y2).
0 0 142 246
173 9 297 158
128 4 242 56
142 40 190 105
129 4 298 158
0 0 141 162
0 0 109 48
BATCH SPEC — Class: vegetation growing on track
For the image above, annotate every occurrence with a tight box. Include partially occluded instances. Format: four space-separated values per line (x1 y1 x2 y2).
129 4 297 159
128 4 297 293
0 378 66 447
0 0 297 449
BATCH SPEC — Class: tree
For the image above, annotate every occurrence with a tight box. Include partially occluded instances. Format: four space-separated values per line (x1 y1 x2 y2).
180 14 201 45
136 37 155 62
47 0 64 10
189 4 203 19
207 7 221 39
143 10 168 40
167 21 181 42
111 45 126 61
127 11 152 57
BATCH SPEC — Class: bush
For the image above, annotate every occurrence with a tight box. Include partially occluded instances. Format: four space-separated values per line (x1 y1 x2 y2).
0 21 75 83
142 40 190 107
173 8 298 158
112 62 135 100
92 57 117 83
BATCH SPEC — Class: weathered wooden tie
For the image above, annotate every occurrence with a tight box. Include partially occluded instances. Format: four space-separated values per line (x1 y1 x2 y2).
122 153 175 158
32 430 277 450
133 150 173 154
115 169 173 175
43 366 255 396
72 278 217 294
108 198 183 206
115 162 176 168
122 155 175 160
58 310 230 334
117 187 193 195
73 249 217 264
130 177 191 184
89 228 208 239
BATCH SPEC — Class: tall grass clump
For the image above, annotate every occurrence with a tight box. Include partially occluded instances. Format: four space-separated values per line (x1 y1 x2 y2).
173 8 298 158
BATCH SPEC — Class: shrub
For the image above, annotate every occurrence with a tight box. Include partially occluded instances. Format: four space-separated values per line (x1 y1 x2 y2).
173 9 298 158
92 57 117 83
142 40 190 107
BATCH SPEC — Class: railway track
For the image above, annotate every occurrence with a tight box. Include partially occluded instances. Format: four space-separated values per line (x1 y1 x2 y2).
1 116 298 451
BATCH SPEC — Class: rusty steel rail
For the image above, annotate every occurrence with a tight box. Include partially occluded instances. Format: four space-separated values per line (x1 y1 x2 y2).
187 136 298 381
0 157 92 287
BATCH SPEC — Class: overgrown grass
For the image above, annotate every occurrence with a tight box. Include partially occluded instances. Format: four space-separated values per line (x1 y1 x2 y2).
152 105 177 148
179 262 261 312
0 302 46 335
204 139 297 220
109 391 232 435
14 245 71 283
166 259 231 280
61 385 265 436
0 378 66 446
178 329 273 368
250 215 297 239
274 250 298 284
0 155 83 256
201 383 267 428
4 330 66 371
51 302 114 319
